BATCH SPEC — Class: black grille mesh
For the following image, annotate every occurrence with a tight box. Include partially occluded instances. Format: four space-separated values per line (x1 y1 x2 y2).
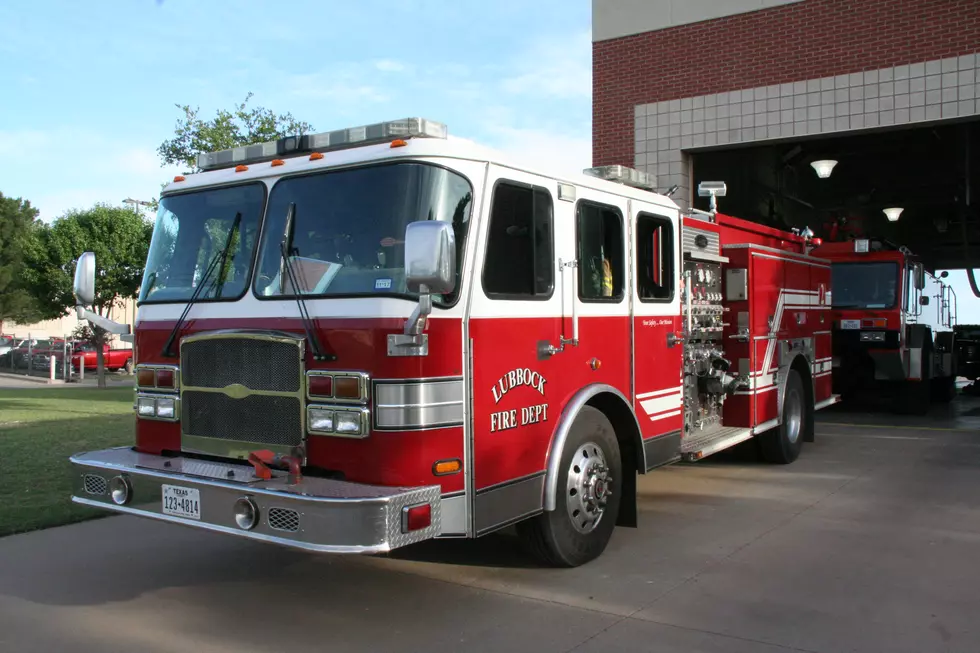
182 392 302 447
181 337 301 393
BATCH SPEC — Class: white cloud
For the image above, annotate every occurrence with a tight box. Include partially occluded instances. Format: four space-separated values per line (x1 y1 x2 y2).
500 30 592 99
374 59 408 73
0 128 180 223
483 125 592 177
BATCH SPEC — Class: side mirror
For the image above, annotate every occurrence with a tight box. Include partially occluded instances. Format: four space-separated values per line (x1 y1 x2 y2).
913 263 925 290
404 221 456 295
74 251 96 307
920 295 930 306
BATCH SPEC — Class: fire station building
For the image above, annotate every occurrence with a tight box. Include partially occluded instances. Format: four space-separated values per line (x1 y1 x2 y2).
592 0 980 272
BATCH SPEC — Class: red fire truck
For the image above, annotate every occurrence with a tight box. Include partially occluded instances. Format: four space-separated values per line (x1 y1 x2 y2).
68 118 838 567
811 237 957 413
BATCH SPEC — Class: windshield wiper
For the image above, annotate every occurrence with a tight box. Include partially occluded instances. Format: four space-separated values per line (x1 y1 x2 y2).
161 213 242 358
280 202 336 362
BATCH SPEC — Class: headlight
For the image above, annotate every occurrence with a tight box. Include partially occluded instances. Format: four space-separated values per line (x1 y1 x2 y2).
860 331 886 342
135 394 179 421
336 412 362 435
308 407 335 432
137 397 156 416
156 397 175 419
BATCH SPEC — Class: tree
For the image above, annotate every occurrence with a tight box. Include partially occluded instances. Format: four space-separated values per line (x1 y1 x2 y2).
23 204 152 388
158 92 315 171
0 192 43 332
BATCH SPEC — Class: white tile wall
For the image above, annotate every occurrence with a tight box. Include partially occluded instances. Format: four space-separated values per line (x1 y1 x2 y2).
634 52 979 206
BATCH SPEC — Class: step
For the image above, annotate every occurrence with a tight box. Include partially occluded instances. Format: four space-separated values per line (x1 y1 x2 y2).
680 426 754 461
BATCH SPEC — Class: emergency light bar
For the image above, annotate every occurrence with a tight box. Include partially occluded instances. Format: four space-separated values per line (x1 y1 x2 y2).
583 165 656 191
196 117 448 172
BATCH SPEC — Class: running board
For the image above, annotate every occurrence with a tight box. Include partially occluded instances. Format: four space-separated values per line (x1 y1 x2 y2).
680 426 754 462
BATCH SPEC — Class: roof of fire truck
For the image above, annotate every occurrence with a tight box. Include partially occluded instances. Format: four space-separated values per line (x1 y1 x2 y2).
160 117 681 213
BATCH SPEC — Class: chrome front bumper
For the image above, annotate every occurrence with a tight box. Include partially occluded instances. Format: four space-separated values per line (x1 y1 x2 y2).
70 447 442 554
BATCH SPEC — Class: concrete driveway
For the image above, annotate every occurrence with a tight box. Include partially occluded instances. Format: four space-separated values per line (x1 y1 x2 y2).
2 398 979 653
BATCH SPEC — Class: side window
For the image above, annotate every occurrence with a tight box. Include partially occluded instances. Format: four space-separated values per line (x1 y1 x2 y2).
636 213 675 302
482 181 554 299
577 201 625 302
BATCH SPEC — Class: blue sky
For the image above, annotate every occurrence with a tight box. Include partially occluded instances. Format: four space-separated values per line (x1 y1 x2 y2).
1 0 977 319
0 0 593 221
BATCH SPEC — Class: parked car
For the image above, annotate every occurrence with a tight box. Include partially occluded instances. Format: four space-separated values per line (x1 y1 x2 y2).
5 339 50 369
0 335 16 357
70 341 134 373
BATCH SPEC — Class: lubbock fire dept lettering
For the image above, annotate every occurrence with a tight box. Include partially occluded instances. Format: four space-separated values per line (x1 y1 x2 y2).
489 368 549 433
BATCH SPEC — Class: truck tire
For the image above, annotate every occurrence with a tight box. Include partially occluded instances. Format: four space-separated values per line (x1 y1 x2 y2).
930 376 956 403
516 406 622 567
759 369 807 464
893 378 931 415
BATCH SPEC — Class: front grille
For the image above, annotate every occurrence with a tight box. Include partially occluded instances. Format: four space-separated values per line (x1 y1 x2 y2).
181 337 301 393
182 392 302 447
268 507 301 532
83 474 107 496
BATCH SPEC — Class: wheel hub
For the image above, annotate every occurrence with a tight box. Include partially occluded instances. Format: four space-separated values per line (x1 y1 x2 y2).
565 442 613 534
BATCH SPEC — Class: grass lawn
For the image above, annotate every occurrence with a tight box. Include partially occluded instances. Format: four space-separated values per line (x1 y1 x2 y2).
0 385 135 537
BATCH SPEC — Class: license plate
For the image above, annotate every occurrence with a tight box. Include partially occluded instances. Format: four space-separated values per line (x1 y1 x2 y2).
162 485 201 520
841 319 860 330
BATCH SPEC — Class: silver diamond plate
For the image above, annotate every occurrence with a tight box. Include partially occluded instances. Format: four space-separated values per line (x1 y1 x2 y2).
383 485 443 550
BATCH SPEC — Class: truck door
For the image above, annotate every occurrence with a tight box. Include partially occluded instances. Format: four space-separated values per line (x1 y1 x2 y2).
630 201 683 469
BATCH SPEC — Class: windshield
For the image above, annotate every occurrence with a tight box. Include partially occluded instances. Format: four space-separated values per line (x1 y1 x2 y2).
831 262 899 309
139 183 266 303
253 162 472 305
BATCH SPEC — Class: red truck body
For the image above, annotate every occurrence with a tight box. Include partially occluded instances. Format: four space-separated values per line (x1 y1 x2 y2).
810 238 957 411
66 118 840 567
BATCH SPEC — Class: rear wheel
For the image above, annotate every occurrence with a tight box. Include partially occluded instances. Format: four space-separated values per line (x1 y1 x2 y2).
930 376 956 403
759 369 808 464
517 406 622 567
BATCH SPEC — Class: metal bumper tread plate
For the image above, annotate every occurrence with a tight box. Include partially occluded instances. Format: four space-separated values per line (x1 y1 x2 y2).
70 447 441 554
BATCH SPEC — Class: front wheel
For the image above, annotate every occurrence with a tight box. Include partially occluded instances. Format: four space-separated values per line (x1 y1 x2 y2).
516 406 623 567
759 369 809 464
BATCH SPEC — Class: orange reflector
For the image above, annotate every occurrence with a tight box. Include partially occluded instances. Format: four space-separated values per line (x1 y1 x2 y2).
390 139 407 148
433 459 462 475
173 175 186 182
235 164 248 172
334 376 361 399
271 159 285 167
136 369 155 387
310 152 324 160
402 503 432 532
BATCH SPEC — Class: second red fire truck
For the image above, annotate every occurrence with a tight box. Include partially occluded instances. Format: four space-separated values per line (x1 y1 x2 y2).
69 118 839 567
812 238 957 413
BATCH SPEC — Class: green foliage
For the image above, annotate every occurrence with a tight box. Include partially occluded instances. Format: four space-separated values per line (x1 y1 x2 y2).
0 192 42 329
157 92 315 170
22 205 151 387
23 204 152 321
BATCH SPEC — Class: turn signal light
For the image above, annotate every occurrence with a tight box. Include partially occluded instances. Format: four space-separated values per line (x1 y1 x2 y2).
334 376 361 400
156 369 175 389
137 368 155 387
402 503 432 533
308 374 333 397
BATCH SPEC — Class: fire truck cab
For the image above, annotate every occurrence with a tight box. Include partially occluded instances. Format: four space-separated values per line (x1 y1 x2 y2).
69 118 838 567
812 237 957 413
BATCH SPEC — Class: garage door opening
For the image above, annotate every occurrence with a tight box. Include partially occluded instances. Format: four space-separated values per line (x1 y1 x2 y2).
689 119 980 273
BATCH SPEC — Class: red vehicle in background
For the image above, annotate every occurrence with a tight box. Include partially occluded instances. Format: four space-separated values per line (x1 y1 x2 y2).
70 341 134 373
811 237 957 413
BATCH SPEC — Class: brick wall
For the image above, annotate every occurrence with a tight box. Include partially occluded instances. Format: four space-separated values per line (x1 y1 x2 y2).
593 0 980 167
